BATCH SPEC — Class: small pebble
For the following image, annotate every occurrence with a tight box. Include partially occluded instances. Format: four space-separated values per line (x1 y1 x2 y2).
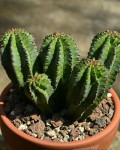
29 120 45 133
21 116 30 123
78 123 82 127
109 109 114 115
108 114 113 119
60 126 68 130
54 127 60 133
102 116 110 124
89 122 94 128
51 120 63 128
63 135 69 142
18 124 27 131
51 135 57 140
89 128 97 136
95 118 106 128
45 126 52 131
107 93 112 98
60 130 68 137
70 128 79 138
30 115 40 122
46 130 56 137
12 118 21 128
32 133 37 138
83 123 90 131
79 135 85 140
78 127 84 132
27 121 31 125
67 128 71 133
69 124 74 130
40 135 44 140
60 139 64 142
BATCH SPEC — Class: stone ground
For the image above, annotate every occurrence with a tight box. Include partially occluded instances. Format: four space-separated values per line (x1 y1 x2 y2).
0 0 120 149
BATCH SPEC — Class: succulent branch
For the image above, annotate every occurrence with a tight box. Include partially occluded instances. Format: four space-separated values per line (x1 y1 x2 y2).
66 58 108 121
88 30 120 67
88 30 120 91
0 28 38 89
24 73 54 116
39 32 80 89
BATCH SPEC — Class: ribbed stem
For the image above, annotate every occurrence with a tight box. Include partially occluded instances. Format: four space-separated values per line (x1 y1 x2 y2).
88 30 120 99
24 73 54 116
39 32 80 89
0 28 38 89
66 58 108 121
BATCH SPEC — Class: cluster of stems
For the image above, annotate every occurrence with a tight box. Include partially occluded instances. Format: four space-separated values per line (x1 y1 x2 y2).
1 29 120 121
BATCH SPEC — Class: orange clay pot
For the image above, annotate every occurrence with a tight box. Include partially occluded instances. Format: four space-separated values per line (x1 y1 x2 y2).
0 83 120 150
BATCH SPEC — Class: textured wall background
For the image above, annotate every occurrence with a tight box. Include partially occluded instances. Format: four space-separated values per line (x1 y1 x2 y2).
0 0 120 149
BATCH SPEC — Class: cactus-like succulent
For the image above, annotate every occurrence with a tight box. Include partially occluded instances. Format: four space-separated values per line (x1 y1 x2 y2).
39 32 80 89
88 30 120 92
66 58 108 121
24 73 54 116
88 30 120 65
1 28 120 122
0 28 38 89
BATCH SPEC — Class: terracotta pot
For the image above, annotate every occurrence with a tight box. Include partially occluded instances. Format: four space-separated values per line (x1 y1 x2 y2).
0 83 120 150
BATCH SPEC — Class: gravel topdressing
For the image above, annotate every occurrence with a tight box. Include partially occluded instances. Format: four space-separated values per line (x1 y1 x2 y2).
4 89 114 142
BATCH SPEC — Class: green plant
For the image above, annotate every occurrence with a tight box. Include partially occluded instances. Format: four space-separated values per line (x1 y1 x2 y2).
88 30 120 91
0 28 38 89
1 29 120 121
39 32 80 89
24 73 53 116
66 58 108 121
39 32 80 110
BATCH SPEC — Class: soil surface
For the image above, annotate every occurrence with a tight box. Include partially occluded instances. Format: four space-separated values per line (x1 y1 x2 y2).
4 88 114 142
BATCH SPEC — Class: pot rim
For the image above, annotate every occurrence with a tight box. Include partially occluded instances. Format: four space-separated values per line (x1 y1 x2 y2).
0 83 120 149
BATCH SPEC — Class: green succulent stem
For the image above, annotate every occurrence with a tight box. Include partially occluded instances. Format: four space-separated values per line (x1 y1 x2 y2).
39 32 80 111
39 32 80 89
88 30 120 93
66 58 108 121
24 73 54 116
0 28 39 89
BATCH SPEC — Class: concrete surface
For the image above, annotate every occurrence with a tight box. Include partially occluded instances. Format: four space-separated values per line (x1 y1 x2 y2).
0 0 120 149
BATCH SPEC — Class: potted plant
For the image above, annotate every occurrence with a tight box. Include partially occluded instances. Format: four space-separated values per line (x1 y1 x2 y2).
0 29 120 150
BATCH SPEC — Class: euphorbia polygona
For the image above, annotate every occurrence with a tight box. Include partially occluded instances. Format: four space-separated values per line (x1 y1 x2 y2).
66 58 108 121
24 73 54 116
88 30 120 91
0 28 38 89
1 29 120 121
39 32 80 110
39 32 80 88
